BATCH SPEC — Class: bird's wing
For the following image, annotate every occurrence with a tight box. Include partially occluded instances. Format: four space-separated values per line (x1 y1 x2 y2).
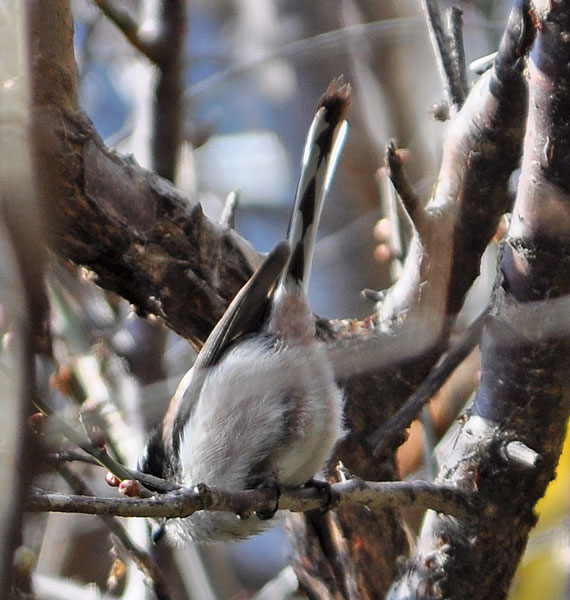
195 240 291 370
164 241 291 439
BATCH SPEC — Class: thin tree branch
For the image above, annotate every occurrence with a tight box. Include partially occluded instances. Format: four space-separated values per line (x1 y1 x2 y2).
54 461 172 600
219 189 240 230
26 479 478 523
34 395 177 494
420 0 466 110
385 140 424 231
448 6 469 100
150 0 186 181
49 451 100 466
48 449 181 493
93 0 160 62
369 306 489 457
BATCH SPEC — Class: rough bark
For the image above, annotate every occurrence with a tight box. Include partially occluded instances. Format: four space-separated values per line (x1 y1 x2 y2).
28 0 263 349
23 1 565 598
388 3 570 598
305 5 533 595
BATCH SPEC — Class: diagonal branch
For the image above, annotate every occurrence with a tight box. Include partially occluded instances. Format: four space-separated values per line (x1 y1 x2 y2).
92 1 158 61
368 306 489 457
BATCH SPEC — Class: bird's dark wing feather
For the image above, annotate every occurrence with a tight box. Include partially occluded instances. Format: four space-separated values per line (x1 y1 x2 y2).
194 240 291 370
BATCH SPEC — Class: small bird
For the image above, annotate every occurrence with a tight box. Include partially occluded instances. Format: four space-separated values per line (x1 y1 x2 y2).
139 79 350 543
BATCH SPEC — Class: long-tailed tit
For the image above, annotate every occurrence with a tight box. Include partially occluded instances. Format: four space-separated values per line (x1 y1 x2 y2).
139 79 350 542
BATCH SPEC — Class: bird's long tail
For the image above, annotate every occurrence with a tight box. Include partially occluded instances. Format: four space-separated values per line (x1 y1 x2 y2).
280 78 351 295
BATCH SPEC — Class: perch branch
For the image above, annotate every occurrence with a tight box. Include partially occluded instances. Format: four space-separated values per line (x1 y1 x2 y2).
26 479 477 523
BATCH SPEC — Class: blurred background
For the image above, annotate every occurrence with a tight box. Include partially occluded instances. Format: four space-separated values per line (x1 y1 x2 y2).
8 1 568 599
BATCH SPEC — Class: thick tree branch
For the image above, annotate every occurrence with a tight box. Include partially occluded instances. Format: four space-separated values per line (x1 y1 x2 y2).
29 0 255 347
26 2 538 597
388 3 570 598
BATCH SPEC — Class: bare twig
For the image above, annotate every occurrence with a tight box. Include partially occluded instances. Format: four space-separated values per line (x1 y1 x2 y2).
94 1 186 181
150 0 186 180
420 0 466 110
500 440 542 469
385 140 424 230
219 189 240 230
469 51 498 75
34 395 178 494
48 450 180 493
49 450 100 466
54 461 172 600
93 0 158 62
448 6 469 99
26 478 478 523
